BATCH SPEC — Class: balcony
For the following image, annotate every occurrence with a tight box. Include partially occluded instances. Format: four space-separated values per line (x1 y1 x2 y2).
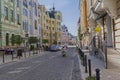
92 0 118 18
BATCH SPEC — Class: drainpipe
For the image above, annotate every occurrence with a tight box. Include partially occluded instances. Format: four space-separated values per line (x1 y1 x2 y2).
83 0 88 29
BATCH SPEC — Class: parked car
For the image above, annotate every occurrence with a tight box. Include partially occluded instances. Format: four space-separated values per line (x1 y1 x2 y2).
50 45 58 51
57 46 62 51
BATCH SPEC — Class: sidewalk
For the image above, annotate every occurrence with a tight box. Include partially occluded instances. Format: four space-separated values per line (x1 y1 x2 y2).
78 49 120 80
0 50 46 64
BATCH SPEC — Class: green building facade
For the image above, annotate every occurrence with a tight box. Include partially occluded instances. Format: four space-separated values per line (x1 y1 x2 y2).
0 0 22 47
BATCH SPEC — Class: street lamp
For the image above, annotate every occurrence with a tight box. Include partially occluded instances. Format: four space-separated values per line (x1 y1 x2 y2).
0 32 2 47
25 33 29 48
24 33 29 57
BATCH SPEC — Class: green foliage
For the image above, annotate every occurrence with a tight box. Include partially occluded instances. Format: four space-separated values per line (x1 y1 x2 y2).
86 76 96 80
30 45 34 51
28 37 39 44
80 56 84 61
58 42 61 45
15 35 23 45
78 27 83 40
10 35 15 46
42 39 48 44
10 35 23 45
53 40 57 45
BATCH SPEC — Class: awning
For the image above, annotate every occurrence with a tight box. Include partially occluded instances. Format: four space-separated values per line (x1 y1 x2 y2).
95 13 107 21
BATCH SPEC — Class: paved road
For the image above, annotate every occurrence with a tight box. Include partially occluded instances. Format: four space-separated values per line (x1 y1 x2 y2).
0 47 82 80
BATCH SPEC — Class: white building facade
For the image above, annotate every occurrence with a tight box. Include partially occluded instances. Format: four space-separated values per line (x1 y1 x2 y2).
22 0 41 47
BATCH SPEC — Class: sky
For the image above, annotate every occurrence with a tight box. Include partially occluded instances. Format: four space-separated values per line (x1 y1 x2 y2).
38 0 80 36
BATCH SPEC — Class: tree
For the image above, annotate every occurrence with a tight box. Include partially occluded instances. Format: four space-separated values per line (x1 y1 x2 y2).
10 35 23 45
78 27 83 40
28 37 39 51
42 39 48 44
53 40 57 45
10 34 15 46
28 37 39 44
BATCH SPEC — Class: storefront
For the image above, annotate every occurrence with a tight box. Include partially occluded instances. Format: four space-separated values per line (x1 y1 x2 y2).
114 0 120 51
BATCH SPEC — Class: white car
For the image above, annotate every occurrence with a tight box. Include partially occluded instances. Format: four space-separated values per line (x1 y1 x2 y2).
57 46 62 50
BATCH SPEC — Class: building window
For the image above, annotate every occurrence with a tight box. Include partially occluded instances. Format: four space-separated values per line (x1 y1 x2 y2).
59 28 61 31
4 6 8 20
38 11 40 17
30 25 33 34
11 34 14 46
23 8 28 16
26 22 28 31
6 33 9 46
17 0 19 7
23 21 25 30
47 33 48 36
57 15 60 20
10 9 14 22
34 20 37 29
90 0 93 6
34 3 37 16
10 0 14 3
52 21 54 25
23 0 27 8
17 14 20 25
46 26 48 29
29 10 32 19
52 27 54 30
29 0 33 6
38 19 40 24
23 21 28 31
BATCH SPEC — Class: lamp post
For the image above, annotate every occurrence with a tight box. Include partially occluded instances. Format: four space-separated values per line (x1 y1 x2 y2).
0 32 2 47
25 33 29 47
25 33 29 57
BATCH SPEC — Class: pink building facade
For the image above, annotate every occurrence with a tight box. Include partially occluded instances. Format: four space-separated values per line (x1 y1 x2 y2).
61 25 69 45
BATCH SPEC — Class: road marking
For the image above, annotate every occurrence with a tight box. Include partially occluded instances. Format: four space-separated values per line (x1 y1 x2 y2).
16 66 31 70
8 70 22 74
49 56 56 59
32 61 41 63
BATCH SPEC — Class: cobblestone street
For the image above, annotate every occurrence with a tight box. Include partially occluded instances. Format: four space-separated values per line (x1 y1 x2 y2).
0 47 82 80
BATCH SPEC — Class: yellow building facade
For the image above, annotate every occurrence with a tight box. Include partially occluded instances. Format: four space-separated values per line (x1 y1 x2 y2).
39 5 62 46
80 0 89 48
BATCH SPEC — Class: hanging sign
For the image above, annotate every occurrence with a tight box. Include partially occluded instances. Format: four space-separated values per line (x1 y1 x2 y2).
95 25 101 32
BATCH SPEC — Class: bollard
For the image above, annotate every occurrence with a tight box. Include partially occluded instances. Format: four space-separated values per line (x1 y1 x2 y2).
82 52 85 66
24 51 26 58
96 68 100 80
11 51 14 60
3 51 5 63
39 48 40 53
84 55 88 73
24 49 26 58
88 59 91 76
78 48 80 55
29 50 31 56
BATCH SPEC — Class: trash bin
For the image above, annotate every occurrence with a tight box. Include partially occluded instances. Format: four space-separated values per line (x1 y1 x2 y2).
17 48 22 57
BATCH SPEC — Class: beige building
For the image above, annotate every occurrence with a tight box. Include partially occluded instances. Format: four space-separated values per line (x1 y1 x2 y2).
80 0 120 68
79 0 89 48
39 5 62 46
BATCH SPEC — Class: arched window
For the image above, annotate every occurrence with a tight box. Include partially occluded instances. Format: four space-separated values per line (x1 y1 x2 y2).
23 0 27 8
